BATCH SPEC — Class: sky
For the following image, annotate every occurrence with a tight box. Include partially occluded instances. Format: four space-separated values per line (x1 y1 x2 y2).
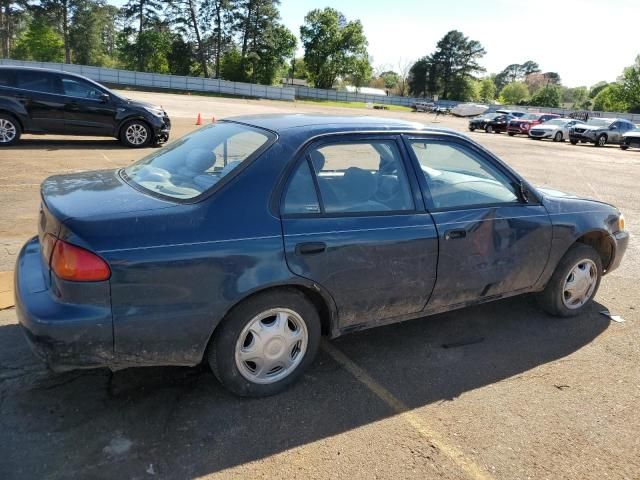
278 0 639 87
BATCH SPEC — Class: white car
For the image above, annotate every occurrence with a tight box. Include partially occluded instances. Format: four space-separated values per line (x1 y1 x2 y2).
528 118 585 142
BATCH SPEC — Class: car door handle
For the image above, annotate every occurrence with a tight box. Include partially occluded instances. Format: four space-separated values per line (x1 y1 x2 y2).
444 229 467 240
295 242 326 255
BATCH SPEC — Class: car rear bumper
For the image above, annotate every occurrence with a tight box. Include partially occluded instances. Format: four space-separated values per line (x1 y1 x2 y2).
14 237 114 371
606 230 629 274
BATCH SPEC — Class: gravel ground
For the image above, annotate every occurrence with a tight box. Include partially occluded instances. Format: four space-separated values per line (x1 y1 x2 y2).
0 92 638 480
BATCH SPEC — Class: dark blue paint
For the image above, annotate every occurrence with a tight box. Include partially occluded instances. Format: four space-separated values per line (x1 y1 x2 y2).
14 114 629 371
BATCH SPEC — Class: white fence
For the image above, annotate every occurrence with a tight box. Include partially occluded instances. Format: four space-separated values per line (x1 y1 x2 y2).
0 59 296 101
2 59 638 121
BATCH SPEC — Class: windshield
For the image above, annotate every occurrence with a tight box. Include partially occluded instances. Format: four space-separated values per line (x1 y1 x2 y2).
124 122 273 200
543 119 566 126
521 113 539 120
587 118 613 127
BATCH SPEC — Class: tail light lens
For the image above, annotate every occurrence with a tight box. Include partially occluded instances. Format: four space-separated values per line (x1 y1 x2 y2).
50 239 111 282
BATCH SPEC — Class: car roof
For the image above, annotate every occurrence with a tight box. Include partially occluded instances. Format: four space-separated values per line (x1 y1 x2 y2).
0 65 96 82
225 114 461 136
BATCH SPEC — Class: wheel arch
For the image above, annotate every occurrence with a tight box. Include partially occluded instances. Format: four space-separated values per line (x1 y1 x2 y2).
0 108 25 131
574 229 614 272
200 281 338 363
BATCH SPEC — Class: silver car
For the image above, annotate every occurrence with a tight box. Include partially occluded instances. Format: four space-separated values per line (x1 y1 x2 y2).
529 118 585 142
621 128 640 150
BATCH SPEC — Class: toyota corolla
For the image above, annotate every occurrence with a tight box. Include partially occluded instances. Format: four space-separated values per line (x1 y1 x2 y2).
15 115 629 397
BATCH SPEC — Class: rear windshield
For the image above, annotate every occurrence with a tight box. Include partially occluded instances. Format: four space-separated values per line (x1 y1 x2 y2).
124 122 273 200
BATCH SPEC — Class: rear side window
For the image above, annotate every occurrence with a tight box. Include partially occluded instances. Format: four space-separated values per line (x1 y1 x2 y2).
0 70 15 87
283 161 321 214
284 140 414 215
16 71 60 94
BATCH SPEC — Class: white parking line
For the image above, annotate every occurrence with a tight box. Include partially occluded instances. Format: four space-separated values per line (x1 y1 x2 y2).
322 340 494 480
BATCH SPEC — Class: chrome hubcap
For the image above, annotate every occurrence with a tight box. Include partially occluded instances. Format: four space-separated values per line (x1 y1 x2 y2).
0 119 16 143
235 308 308 384
125 124 148 145
598 136 606 146
562 259 597 309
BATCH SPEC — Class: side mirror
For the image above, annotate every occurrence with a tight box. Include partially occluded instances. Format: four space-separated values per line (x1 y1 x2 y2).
99 93 110 103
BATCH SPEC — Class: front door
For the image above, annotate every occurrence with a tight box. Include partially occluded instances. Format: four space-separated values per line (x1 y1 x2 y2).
60 76 117 136
281 136 438 330
404 136 553 310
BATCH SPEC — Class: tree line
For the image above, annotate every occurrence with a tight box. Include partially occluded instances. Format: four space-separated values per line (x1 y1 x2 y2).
1 3 638 112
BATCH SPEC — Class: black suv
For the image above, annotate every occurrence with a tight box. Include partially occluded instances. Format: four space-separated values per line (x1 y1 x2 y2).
0 67 170 147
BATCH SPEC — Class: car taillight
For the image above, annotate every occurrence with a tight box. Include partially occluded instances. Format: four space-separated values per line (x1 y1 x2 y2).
50 239 111 282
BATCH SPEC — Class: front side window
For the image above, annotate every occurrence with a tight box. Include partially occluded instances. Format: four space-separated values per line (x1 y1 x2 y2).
62 78 104 100
124 122 272 200
409 140 518 210
303 140 414 214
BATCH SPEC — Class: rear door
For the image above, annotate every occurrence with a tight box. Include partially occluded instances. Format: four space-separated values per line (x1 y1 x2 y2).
404 135 553 309
280 134 438 330
14 70 65 133
60 76 117 136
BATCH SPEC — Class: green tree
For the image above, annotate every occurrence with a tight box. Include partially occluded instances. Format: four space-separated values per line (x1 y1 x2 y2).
167 0 209 76
349 54 372 91
201 0 233 78
69 0 119 66
117 27 172 73
618 55 640 111
495 60 540 91
529 85 562 107
499 82 529 105
589 81 608 99
252 23 295 84
592 84 628 112
564 86 590 109
429 30 486 99
220 47 245 80
121 0 162 70
300 7 368 89
38 0 79 63
0 0 30 57
13 18 64 61
167 36 196 75
479 77 496 102
379 70 399 90
408 56 437 97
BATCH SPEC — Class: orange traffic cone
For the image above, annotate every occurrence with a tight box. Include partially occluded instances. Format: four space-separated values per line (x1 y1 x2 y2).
195 113 202 126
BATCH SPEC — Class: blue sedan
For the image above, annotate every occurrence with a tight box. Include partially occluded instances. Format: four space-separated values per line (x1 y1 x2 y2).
15 115 629 396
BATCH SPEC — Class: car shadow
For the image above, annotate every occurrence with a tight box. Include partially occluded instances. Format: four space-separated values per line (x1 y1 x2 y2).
0 295 611 479
6 138 160 151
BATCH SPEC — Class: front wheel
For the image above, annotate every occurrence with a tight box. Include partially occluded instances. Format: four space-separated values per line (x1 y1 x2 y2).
208 289 321 397
537 244 602 317
570 139 578 145
554 131 563 142
120 120 151 148
485 125 493 133
0 114 21 146
469 126 475 132
595 134 607 147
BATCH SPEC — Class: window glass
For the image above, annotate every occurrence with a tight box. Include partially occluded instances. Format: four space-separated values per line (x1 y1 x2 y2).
307 141 414 214
16 71 60 94
0 70 15 87
283 160 320 214
124 122 271 200
62 77 104 99
409 140 519 209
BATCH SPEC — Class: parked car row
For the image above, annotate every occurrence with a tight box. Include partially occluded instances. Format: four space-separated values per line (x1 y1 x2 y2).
469 110 640 150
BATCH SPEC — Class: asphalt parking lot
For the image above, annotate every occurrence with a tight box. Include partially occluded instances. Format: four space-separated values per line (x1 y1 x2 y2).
1 92 638 480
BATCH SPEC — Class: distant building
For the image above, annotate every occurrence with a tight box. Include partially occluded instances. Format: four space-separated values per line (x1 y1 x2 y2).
282 78 308 87
344 86 387 96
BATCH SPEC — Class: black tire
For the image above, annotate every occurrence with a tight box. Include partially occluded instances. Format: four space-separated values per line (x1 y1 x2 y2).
553 131 563 142
469 126 475 132
570 139 578 145
508 132 516 136
485 125 493 133
0 113 22 146
620 145 629 150
208 288 321 397
120 119 151 148
537 243 602 317
595 134 607 147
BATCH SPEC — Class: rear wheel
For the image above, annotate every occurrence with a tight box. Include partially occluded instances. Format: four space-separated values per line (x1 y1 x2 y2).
620 144 629 150
469 126 476 132
0 114 21 146
485 124 493 133
537 244 602 317
595 134 607 147
120 120 151 148
554 131 563 142
208 289 321 397
570 139 578 145
508 132 516 136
